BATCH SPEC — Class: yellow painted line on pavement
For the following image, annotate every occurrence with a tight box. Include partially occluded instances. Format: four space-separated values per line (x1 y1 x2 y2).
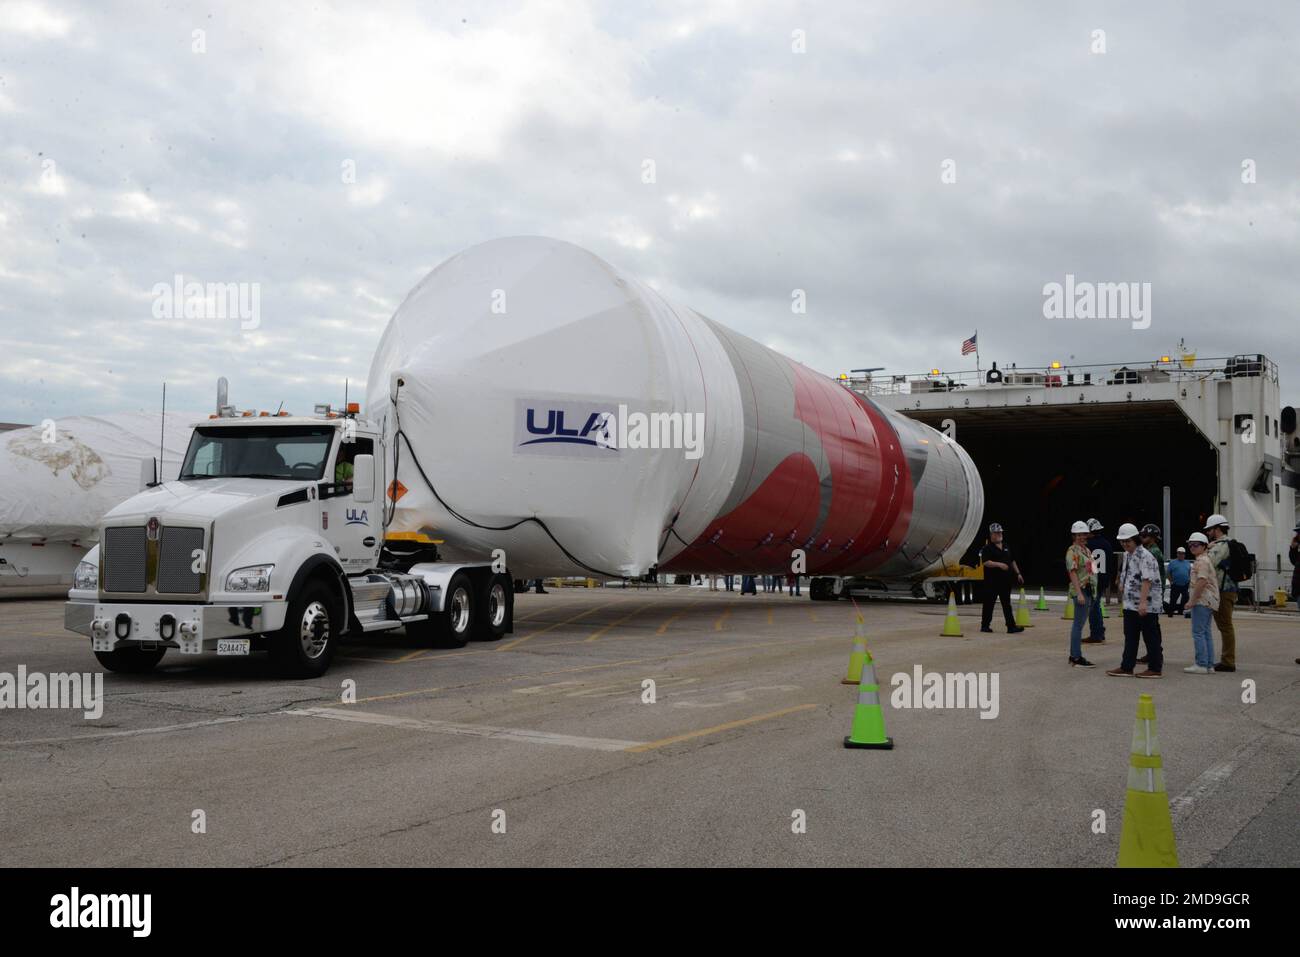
625 703 818 753
713 606 732 631
496 601 618 652
766 608 773 625
326 634 844 707
585 602 655 641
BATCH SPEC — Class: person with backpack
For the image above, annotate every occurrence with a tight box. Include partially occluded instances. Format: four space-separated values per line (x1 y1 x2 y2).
1205 514 1247 672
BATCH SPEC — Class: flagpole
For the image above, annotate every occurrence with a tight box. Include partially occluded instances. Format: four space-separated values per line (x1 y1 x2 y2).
974 329 981 378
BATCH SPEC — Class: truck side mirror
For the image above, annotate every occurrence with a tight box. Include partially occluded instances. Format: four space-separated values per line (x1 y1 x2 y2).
352 454 375 504
140 456 158 490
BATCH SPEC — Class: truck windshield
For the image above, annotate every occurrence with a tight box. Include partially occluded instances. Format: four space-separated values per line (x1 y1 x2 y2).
180 426 335 481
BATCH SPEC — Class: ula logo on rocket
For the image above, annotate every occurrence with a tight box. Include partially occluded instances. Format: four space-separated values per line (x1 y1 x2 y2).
515 399 705 460
521 408 614 449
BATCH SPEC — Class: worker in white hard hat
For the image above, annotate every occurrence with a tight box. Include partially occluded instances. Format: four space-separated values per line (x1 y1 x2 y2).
1204 514 1237 671
1105 522 1164 678
1166 546 1192 617
1064 521 1097 668
1184 532 1219 673
1083 518 1112 644
979 522 1025 634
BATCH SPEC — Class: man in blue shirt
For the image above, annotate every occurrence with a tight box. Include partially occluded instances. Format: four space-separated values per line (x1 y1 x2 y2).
1166 546 1192 617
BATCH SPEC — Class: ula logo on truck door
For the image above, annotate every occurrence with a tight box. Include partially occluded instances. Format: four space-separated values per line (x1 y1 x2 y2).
346 509 368 525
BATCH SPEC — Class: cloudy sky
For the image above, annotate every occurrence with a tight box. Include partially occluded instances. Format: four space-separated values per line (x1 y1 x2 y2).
1 0 1297 423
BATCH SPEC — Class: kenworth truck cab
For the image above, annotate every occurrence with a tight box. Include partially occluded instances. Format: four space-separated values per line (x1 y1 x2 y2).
64 398 512 677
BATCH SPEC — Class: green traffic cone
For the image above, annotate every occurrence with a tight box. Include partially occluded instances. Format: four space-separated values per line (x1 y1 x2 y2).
842 613 868 684
843 649 894 749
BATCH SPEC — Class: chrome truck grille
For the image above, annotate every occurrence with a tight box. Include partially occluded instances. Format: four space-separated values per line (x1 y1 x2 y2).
102 524 208 597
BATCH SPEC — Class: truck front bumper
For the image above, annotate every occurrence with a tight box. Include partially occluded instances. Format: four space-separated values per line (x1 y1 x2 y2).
65 600 289 655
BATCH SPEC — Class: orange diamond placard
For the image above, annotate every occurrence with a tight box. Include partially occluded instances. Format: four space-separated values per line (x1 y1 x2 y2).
387 480 408 502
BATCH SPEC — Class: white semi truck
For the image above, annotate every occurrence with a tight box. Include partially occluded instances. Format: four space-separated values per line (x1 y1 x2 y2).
64 393 512 678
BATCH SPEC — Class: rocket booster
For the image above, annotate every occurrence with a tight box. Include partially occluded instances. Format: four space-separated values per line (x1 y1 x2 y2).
367 237 983 580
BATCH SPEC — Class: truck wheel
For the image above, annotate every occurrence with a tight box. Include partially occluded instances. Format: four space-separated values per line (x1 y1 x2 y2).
409 571 475 648
94 647 166 674
474 573 512 641
270 579 340 678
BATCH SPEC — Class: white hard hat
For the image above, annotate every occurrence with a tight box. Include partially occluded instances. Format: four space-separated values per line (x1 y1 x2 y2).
1087 518 1103 532
1116 522 1140 541
1071 520 1090 534
1187 532 1209 546
1204 513 1229 530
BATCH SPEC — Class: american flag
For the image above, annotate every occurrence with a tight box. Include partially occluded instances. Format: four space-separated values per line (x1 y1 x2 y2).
961 333 977 356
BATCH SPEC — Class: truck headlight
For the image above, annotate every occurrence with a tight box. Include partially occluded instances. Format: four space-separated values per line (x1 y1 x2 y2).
226 564 274 592
74 561 98 591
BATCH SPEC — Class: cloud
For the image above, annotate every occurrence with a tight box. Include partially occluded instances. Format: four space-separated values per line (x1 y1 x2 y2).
1 0 1299 425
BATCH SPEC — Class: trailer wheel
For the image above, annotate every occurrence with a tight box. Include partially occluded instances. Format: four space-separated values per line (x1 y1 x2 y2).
474 573 513 641
270 579 340 678
408 571 476 648
94 647 166 674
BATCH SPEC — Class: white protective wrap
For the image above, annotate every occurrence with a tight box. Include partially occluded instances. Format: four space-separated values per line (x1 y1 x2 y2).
367 236 744 578
0 413 199 542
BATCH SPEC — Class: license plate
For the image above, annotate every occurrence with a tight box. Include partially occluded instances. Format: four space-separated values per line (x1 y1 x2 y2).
217 639 251 656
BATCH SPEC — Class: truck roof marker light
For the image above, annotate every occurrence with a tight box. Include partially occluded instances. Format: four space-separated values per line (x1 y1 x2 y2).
259 411 270 417
241 410 254 417
346 402 360 414
930 368 940 376
1050 361 1062 369
1160 355 1171 363
208 414 218 419
277 411 290 417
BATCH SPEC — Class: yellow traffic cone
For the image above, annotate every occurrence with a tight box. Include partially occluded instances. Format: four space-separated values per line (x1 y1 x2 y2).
842 613 868 685
940 592 963 637
1118 693 1179 868
1035 586 1049 611
843 647 893 749
1062 595 1075 620
1015 588 1032 627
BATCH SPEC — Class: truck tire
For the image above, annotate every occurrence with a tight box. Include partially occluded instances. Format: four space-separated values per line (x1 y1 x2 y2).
94 647 166 674
269 579 340 678
474 573 512 641
409 571 475 648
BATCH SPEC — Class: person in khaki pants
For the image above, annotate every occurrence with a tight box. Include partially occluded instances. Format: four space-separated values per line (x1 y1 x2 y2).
1204 514 1237 672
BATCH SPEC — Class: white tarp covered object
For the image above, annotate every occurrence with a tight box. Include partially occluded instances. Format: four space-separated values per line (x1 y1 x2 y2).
367 237 981 580
0 412 200 542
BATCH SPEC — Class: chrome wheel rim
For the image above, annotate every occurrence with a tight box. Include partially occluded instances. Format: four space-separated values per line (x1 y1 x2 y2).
299 601 330 659
449 586 471 634
488 583 506 628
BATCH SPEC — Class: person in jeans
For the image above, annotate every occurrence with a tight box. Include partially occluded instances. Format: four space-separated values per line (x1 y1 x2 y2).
1065 521 1097 667
1083 518 1112 643
1183 532 1219 673
1205 514 1238 672
1166 547 1191 617
1106 523 1164 678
